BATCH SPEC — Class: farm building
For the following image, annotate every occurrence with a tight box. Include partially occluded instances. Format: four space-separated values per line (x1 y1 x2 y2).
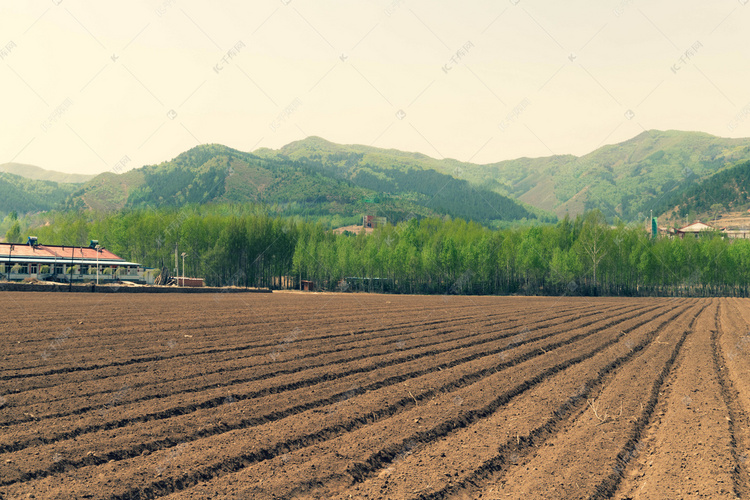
672 221 750 240
675 221 715 239
0 237 150 283
721 229 750 239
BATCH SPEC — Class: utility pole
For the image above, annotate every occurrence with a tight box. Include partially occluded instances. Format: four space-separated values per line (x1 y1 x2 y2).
181 252 188 286
69 246 74 291
7 244 12 280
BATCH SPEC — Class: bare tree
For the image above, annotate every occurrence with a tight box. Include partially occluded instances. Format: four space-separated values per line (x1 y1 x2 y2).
576 210 609 292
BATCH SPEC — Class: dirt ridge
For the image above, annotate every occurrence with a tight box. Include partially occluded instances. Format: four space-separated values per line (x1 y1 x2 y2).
0 303 645 455
588 302 709 499
713 301 750 497
398 303 700 500
0 303 610 424
4 295 738 500
99 303 680 500
1 304 662 488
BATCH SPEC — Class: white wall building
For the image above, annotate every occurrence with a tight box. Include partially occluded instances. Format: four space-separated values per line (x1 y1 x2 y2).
0 238 152 283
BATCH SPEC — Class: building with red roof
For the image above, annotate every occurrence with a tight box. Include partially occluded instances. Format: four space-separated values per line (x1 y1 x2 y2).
0 237 148 283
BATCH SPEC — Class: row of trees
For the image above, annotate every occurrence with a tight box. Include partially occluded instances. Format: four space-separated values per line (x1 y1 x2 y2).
17 205 750 296
292 210 749 296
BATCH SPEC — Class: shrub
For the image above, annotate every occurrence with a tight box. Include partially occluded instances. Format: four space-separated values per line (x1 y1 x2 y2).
39 265 50 274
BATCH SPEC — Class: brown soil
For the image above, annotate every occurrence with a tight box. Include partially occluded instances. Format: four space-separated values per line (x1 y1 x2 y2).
0 294 747 499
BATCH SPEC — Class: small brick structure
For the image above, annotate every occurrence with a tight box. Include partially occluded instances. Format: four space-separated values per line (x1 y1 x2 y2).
177 277 205 287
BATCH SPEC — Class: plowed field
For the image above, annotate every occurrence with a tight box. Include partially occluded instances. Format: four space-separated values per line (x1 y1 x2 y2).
2 293 750 499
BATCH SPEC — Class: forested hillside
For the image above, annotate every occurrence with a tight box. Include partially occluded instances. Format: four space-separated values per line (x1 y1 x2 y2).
257 131 750 221
0 172 78 215
474 130 750 220
65 144 539 227
653 160 750 223
8 130 750 228
261 137 541 223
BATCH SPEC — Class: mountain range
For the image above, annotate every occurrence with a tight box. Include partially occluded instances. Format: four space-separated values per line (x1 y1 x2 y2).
0 163 94 184
3 130 750 226
58 142 540 226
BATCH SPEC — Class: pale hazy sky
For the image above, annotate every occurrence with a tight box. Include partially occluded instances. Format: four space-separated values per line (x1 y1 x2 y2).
2 0 749 175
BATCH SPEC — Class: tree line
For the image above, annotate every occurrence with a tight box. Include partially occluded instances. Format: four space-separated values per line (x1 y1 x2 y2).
13 205 750 296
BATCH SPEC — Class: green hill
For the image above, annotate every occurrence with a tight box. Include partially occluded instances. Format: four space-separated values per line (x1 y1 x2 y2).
66 143 537 226
0 163 94 184
256 131 750 222
0 172 79 214
256 137 542 223
472 130 750 220
30 129 750 225
652 159 750 223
